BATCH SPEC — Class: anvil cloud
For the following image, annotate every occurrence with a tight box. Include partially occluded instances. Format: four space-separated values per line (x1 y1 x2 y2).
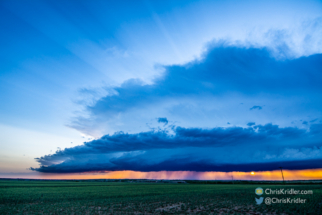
71 44 322 136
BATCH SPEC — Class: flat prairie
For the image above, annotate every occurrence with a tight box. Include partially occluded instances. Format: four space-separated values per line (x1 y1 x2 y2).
0 180 321 214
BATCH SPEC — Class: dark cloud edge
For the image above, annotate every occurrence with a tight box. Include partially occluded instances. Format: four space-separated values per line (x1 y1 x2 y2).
30 158 322 173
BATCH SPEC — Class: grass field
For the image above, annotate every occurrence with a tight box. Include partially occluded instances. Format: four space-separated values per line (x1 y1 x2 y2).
0 180 321 214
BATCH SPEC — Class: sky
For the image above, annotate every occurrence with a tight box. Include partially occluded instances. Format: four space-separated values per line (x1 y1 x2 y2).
1 0 322 180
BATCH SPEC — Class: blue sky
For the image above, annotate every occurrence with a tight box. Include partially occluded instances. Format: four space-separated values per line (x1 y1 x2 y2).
1 0 322 177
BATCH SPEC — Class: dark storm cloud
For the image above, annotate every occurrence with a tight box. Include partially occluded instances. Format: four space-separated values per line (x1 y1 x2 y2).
31 123 322 173
30 158 322 173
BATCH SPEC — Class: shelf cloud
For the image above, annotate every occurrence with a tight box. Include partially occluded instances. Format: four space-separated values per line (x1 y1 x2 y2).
31 123 322 173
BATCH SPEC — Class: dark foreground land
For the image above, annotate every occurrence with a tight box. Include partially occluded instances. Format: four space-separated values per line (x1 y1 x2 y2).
0 179 322 214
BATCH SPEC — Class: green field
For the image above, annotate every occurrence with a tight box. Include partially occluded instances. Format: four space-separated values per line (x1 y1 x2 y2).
0 180 321 214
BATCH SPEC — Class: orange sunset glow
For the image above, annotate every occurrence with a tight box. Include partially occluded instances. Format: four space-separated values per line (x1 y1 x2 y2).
3 169 322 181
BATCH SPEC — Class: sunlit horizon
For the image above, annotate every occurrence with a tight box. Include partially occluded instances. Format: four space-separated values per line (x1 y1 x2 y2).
1 169 322 181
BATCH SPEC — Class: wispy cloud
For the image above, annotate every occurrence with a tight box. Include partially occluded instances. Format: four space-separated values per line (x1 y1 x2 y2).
250 106 262 111
157 117 168 125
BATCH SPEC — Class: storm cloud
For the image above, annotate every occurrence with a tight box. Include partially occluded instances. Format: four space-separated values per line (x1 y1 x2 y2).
31 123 322 173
